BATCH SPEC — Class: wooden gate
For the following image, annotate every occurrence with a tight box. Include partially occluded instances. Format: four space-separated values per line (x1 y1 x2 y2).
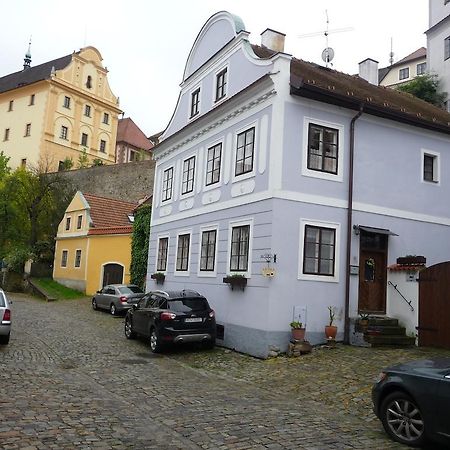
418 261 450 348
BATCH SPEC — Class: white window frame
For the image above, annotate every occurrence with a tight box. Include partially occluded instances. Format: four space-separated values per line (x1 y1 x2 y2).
198 224 219 277
77 214 83 230
204 139 223 191
213 63 229 105
180 153 196 198
232 121 258 183
399 67 409 80
226 218 253 277
161 166 174 203
421 149 440 185
74 249 82 268
155 234 170 273
174 230 192 276
61 250 68 268
65 216 71 231
302 117 344 182
416 62 426 76
298 219 340 283
188 84 201 120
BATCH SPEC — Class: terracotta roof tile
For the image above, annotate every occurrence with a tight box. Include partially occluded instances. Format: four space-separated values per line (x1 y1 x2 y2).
83 193 136 229
395 47 426 65
88 226 133 236
388 263 426 271
251 45 450 134
117 118 153 151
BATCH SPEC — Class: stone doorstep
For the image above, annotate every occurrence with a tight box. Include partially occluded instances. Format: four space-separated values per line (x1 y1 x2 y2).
287 339 312 357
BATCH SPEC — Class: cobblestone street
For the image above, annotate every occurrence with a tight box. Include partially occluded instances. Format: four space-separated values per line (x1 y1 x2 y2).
1 294 448 449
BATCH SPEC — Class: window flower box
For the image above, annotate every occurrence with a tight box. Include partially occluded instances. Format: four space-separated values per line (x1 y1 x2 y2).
223 275 247 290
151 272 165 284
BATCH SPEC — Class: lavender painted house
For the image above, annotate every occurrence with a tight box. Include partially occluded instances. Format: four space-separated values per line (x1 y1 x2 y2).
146 11 450 358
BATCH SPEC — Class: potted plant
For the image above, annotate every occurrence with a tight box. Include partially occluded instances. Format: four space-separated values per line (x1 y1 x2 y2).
290 321 306 341
223 274 247 290
325 306 337 339
357 312 370 332
151 272 165 284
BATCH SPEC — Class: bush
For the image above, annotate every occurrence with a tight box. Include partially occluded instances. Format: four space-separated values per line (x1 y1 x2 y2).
4 246 33 272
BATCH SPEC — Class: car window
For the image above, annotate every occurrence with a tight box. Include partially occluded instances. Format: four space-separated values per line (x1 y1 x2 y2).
168 297 208 313
118 286 143 294
138 295 149 308
105 288 115 295
0 293 5 307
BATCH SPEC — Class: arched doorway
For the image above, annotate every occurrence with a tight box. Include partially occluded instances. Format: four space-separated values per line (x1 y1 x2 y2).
102 263 124 287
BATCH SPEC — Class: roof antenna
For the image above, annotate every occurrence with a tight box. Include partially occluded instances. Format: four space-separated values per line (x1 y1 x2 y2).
389 37 394 66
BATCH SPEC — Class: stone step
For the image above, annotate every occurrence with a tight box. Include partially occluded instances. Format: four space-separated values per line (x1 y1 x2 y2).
367 317 399 327
366 326 406 336
364 334 416 347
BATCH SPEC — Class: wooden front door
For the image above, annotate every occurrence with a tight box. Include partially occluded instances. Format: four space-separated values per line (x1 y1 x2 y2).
102 264 124 287
418 262 450 348
358 231 388 313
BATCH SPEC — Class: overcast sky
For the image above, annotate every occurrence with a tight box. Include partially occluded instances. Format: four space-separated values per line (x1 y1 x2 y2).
2 0 428 137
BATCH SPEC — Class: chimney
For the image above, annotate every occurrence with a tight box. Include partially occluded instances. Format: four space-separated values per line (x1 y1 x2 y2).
358 58 379 85
261 28 286 53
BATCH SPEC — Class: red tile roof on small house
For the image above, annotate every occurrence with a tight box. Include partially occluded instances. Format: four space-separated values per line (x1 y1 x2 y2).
395 47 427 66
83 193 136 231
88 226 133 236
117 118 153 151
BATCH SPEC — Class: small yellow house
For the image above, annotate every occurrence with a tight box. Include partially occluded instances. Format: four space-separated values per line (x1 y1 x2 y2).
53 191 136 294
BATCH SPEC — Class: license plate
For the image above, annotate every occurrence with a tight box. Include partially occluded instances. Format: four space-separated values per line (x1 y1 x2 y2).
185 317 202 323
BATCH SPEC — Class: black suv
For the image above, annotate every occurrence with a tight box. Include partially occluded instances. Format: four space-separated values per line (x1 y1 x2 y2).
124 289 216 352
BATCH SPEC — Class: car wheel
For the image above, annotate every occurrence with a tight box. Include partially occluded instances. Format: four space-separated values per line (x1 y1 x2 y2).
110 304 117 316
124 317 136 339
380 391 426 447
92 298 98 310
0 333 10 345
149 328 163 353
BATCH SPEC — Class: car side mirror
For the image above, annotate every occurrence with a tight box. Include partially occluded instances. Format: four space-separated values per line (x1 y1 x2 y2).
96 290 101 294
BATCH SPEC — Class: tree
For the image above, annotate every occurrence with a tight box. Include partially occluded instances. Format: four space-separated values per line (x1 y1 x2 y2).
130 204 151 289
77 149 90 169
0 151 11 180
397 74 447 108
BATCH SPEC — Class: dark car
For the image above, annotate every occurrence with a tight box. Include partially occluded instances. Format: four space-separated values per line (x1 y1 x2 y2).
92 284 144 315
124 289 216 353
372 358 450 447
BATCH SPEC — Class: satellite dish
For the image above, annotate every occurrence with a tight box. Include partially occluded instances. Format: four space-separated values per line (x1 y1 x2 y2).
322 47 334 64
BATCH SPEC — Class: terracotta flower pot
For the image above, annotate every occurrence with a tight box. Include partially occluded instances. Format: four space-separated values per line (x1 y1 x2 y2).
325 325 337 339
291 328 306 341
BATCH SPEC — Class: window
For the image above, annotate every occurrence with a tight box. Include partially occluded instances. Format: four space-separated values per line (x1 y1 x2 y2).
75 249 82 268
103 113 109 124
190 88 200 118
303 225 336 276
230 225 250 272
162 167 173 202
25 123 31 137
60 126 68 140
4 128 9 141
65 217 71 231
21 158 26 168
446 37 450 60
99 139 106 153
423 151 440 183
29 94 35 106
307 123 338 174
84 105 91 117
77 215 82 229
200 230 217 271
215 68 227 102
63 96 71 108
61 250 68 268
8 100 13 111
176 234 190 271
417 62 426 75
81 133 88 147
235 128 255 176
86 75 92 89
206 143 222 185
157 237 169 271
182 156 195 194
399 68 409 80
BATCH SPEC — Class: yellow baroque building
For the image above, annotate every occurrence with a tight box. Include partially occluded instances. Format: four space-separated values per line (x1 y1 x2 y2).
0 46 121 171
53 191 136 295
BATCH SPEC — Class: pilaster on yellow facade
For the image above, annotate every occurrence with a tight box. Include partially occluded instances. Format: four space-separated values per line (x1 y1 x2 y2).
0 46 121 171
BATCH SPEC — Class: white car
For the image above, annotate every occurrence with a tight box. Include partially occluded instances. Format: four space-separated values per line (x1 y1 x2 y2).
0 289 11 344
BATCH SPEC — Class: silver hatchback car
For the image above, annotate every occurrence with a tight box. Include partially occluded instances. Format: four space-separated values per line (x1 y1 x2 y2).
92 284 144 315
0 289 11 345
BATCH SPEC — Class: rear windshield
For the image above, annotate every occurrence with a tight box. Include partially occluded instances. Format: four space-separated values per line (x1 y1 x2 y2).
118 286 143 294
168 298 208 313
0 293 5 307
